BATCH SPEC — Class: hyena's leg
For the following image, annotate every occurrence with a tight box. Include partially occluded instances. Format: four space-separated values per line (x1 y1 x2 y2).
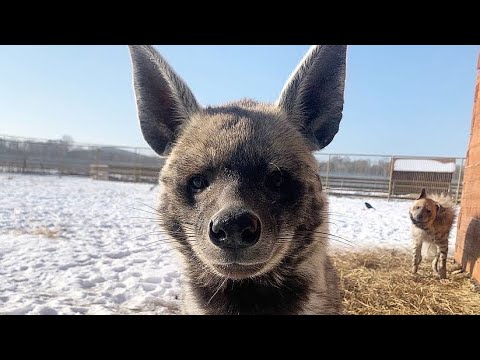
411 240 422 274
431 253 439 274
436 242 448 279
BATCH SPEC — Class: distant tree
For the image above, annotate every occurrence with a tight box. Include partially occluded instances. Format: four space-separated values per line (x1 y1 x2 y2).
60 135 74 152
61 135 74 145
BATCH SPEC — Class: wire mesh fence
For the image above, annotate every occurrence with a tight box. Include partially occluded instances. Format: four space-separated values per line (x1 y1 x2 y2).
0 135 465 201
0 135 164 183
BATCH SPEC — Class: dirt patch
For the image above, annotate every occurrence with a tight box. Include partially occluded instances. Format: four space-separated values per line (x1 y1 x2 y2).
8 227 62 239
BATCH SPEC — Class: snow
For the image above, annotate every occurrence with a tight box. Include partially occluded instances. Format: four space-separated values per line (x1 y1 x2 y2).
393 159 456 173
0 174 458 315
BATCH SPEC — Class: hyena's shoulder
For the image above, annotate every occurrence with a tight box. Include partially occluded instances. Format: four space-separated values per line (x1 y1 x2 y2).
300 255 342 314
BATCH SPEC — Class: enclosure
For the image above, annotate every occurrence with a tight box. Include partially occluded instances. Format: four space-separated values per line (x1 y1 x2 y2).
0 135 465 202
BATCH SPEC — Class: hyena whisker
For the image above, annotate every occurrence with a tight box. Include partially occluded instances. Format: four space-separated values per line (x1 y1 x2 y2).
322 239 354 247
122 230 196 244
316 218 349 227
278 229 354 246
135 201 162 215
275 234 348 247
115 203 163 218
320 210 349 216
143 237 197 248
207 278 229 305
317 221 342 230
280 232 354 248
123 216 161 221
313 232 355 246
319 210 352 217
110 230 175 246
119 231 173 243
319 213 350 222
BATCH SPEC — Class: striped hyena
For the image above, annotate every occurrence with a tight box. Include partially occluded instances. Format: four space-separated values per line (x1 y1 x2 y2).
128 45 347 314
410 189 455 279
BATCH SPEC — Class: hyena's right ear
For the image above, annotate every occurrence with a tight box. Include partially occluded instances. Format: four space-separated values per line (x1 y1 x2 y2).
416 188 427 200
276 45 347 150
128 45 200 155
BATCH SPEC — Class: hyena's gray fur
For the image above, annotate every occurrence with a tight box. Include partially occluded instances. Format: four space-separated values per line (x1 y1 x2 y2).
128 45 347 314
409 189 455 279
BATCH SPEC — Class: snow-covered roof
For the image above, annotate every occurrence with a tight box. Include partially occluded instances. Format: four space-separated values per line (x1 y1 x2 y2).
394 159 456 173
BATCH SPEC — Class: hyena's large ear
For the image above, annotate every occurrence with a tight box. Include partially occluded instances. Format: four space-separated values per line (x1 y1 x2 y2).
417 188 427 200
128 45 200 155
276 45 347 150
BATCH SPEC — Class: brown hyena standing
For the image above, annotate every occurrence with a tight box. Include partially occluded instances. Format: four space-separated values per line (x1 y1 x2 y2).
128 45 347 314
409 189 455 279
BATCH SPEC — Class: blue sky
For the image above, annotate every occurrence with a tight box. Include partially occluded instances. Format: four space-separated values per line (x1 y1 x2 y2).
0 45 478 157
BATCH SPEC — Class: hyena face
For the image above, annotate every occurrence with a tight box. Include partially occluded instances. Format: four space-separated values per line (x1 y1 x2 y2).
410 189 439 228
160 102 325 279
129 45 346 282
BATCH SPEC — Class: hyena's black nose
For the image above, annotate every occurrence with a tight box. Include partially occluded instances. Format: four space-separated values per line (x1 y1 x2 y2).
209 210 261 249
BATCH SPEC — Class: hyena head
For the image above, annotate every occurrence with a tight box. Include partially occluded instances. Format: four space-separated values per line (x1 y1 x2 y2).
410 188 441 228
129 45 346 283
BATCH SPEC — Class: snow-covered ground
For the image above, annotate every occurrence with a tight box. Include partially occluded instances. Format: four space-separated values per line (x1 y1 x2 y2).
0 174 458 315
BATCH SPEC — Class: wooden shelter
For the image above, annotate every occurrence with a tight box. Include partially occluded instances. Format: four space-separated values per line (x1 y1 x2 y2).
390 157 456 196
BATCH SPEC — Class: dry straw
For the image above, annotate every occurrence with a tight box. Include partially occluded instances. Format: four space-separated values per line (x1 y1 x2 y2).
332 249 480 315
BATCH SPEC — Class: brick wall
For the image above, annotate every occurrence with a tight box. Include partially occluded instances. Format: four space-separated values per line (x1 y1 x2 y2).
454 54 480 283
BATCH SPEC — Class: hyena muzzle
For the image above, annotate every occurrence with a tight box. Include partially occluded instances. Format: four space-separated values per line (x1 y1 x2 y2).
409 188 455 279
128 45 347 314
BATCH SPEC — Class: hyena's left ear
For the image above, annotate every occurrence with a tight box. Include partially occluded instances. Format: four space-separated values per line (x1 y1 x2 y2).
276 45 347 150
128 45 201 155
417 188 427 200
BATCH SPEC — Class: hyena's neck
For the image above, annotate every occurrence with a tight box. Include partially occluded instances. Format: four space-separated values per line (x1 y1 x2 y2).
182 239 338 315
186 268 312 315
409 214 430 231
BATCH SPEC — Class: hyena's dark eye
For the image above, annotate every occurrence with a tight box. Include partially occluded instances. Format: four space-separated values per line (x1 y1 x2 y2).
265 171 285 191
426 209 431 214
188 175 209 192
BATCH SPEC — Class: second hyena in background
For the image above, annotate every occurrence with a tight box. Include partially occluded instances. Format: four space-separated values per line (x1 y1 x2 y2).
409 189 455 279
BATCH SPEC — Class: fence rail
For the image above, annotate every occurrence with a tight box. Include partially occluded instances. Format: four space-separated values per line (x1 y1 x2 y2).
0 135 465 201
